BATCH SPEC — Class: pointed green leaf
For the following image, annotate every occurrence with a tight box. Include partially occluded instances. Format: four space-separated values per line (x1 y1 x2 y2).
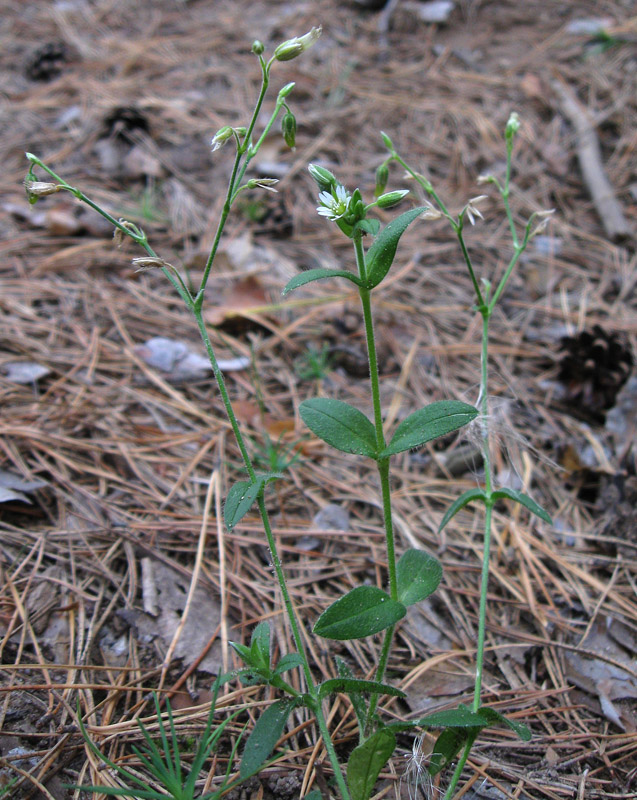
250 622 271 670
303 792 323 800
365 207 425 289
477 706 532 741
273 652 305 675
314 586 406 640
417 704 487 729
318 678 406 700
355 218 380 237
240 698 296 777
491 488 552 525
224 473 282 530
336 657 368 732
428 728 469 776
382 401 478 457
229 640 253 665
438 488 488 533
282 268 362 295
396 549 442 606
347 728 396 800
300 398 378 458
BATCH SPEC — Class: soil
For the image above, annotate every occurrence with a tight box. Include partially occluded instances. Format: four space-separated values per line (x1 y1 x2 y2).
1 1 636 799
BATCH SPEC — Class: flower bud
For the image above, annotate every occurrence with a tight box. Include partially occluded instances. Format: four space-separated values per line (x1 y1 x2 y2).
376 189 409 209
374 163 389 197
251 40 264 55
380 131 395 151
273 26 321 62
281 111 296 149
308 163 337 192
211 126 234 152
505 112 520 140
278 82 295 99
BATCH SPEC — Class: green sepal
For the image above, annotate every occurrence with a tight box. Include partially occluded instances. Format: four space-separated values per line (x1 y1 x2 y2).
365 207 425 289
396 549 442 606
300 398 378 458
239 698 299 778
491 488 552 525
313 586 406 640
317 678 406 700
382 401 478 457
282 268 362 296
438 488 488 533
347 728 396 800
224 473 282 530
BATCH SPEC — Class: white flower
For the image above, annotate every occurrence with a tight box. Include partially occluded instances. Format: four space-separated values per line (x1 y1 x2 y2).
316 184 351 221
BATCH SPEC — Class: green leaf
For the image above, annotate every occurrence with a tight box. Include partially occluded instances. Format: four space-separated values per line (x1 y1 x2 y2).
224 473 282 530
229 641 253 666
300 398 378 458
382 401 478 457
239 698 296 778
355 218 380 237
250 622 271 670
304 792 323 800
477 706 532 741
417 704 487 729
491 488 552 525
347 728 396 800
396 549 442 606
282 268 362 295
273 652 305 675
438 488 488 533
314 586 406 640
428 728 469 776
336 657 368 732
318 678 406 700
365 207 425 289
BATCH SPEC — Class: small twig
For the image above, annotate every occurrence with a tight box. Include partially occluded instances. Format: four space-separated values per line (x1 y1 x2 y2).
551 76 631 243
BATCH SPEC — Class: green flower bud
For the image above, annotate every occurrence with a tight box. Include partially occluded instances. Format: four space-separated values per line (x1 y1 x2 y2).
376 189 409 209
375 163 389 198
380 131 395 151
278 82 295 99
308 163 337 192
282 111 296 149
505 112 520 140
251 40 264 55
273 26 321 62
211 126 234 151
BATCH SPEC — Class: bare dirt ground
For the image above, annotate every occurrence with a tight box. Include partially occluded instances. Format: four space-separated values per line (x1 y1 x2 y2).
1 1 636 798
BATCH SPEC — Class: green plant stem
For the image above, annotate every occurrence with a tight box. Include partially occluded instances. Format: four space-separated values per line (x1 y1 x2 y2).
353 233 398 735
387 152 485 307
442 731 477 800
472 307 493 717
313 700 352 800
